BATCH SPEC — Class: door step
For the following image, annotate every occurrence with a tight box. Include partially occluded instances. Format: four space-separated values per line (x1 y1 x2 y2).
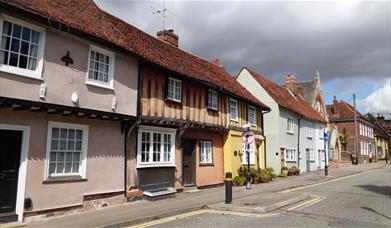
143 187 176 198
0 212 18 223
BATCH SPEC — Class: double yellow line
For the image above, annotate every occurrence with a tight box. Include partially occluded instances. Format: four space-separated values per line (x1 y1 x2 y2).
286 196 324 211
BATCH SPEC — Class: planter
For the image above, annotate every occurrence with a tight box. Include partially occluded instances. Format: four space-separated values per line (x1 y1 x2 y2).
281 169 288 175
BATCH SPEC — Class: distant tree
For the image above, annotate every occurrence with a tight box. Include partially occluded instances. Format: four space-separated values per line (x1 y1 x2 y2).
365 112 377 123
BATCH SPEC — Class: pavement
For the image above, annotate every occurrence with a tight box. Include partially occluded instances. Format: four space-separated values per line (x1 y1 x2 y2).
142 163 391 228
16 161 388 227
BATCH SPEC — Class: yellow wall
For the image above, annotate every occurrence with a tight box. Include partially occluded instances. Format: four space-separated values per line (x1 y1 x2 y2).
375 136 389 159
223 130 265 177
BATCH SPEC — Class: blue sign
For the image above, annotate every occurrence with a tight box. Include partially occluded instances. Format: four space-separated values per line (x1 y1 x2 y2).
323 131 328 142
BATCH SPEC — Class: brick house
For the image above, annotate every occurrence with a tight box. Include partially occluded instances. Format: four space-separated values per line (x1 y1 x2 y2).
326 97 375 163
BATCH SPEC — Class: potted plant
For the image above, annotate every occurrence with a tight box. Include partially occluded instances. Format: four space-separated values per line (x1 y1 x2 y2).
261 173 270 183
281 166 288 175
296 168 301 175
239 176 246 186
233 176 241 186
287 168 293 176
291 166 298 175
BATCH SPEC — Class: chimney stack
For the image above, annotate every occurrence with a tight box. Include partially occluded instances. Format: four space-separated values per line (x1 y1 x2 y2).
377 114 385 126
211 59 223 68
285 74 303 96
157 29 179 47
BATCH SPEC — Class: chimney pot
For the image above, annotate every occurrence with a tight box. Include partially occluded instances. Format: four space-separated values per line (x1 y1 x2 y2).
285 74 297 92
377 114 385 125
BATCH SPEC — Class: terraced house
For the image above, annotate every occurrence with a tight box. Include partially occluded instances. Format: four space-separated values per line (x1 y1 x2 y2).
134 30 270 195
236 68 327 174
326 97 375 164
0 0 140 222
0 0 270 221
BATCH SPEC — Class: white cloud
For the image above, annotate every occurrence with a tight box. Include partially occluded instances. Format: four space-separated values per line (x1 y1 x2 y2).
358 78 391 118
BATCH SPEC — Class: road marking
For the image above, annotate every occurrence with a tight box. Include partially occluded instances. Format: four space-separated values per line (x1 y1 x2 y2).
287 197 324 211
129 209 280 228
280 171 367 193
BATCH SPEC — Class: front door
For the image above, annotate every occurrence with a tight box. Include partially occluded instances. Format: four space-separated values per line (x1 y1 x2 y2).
306 149 311 172
0 130 22 222
280 148 285 168
182 138 197 186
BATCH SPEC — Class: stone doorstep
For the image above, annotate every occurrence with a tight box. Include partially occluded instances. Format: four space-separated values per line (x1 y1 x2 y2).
207 194 311 213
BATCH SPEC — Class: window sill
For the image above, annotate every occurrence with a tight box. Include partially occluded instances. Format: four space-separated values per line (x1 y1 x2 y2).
207 107 219 112
307 136 313 139
85 80 114 90
230 119 239 122
0 65 43 81
137 163 176 168
286 160 296 163
165 98 182 105
286 131 294 135
199 163 214 167
43 176 87 184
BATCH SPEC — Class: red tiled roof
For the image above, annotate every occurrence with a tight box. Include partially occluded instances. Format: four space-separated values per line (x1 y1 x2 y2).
326 100 366 121
244 68 326 123
1 0 270 110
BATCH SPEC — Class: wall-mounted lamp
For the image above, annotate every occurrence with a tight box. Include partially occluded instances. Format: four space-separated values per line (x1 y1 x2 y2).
61 51 73 66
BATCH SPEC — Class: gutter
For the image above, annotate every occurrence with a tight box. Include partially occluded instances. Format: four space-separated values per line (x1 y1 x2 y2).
261 109 271 168
297 115 303 168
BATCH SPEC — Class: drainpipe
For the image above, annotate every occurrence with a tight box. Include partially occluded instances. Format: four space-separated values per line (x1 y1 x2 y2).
122 119 140 198
261 109 271 168
297 115 303 168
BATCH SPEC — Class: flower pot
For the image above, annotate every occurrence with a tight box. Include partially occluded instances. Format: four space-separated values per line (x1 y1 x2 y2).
282 169 288 175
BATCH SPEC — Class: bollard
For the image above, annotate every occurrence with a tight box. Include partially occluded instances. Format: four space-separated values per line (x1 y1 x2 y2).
225 172 232 204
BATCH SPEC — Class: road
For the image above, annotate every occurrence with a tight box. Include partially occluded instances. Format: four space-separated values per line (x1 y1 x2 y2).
133 166 391 227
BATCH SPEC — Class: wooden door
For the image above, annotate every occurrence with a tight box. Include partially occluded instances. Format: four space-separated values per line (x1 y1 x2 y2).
306 149 311 172
0 130 22 220
280 148 285 168
182 138 197 186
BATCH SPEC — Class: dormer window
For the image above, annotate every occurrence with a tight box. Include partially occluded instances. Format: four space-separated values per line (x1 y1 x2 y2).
0 15 45 79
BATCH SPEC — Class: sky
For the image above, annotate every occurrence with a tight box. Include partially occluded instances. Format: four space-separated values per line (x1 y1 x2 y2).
95 0 391 117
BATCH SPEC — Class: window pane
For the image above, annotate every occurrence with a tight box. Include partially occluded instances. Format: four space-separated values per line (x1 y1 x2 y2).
12 24 22 38
76 130 83 140
28 57 36 70
1 36 10 50
49 152 57 162
20 41 29 55
49 163 56 174
60 140 67 150
60 128 67 139
57 152 65 162
10 38 20 52
2 21 12 35
65 163 72 173
67 140 74 150
56 163 64 173
51 139 58 150
31 30 40 43
0 50 8 64
9 52 18 66
22 27 31 41
30 44 38 57
75 141 82 151
72 163 79 173
18 54 27 68
73 152 80 162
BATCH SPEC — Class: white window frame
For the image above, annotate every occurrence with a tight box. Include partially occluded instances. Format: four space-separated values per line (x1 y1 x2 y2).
0 14 46 80
137 125 177 168
207 89 219 110
44 121 89 180
319 128 324 139
286 117 294 134
285 149 296 162
248 105 257 126
242 142 255 165
309 149 315 161
307 123 313 139
167 77 182 102
229 98 238 122
200 140 213 164
86 45 115 89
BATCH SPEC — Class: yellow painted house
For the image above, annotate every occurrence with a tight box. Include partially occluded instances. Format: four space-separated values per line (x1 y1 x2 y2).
223 97 267 177
374 120 390 160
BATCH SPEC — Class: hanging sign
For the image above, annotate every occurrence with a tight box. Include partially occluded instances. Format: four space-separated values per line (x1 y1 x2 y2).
241 130 255 145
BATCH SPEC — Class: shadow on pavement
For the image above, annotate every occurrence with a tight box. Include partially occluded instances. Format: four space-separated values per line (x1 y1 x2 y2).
361 207 391 220
356 185 391 197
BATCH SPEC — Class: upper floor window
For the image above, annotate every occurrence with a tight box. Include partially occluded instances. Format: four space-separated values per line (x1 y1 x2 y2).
45 122 88 180
87 45 115 89
319 128 324 139
229 98 238 121
286 117 294 134
167 77 182 102
0 15 45 79
307 123 313 138
248 106 256 126
200 141 213 164
208 89 218 110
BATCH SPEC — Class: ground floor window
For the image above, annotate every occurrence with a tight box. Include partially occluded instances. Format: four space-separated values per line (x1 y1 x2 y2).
137 126 176 167
306 148 315 161
285 149 296 162
45 122 88 179
242 142 255 164
199 141 213 164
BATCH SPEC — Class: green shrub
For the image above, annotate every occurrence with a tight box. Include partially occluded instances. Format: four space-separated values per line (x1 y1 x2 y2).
237 166 258 178
281 166 288 170
278 173 287 178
